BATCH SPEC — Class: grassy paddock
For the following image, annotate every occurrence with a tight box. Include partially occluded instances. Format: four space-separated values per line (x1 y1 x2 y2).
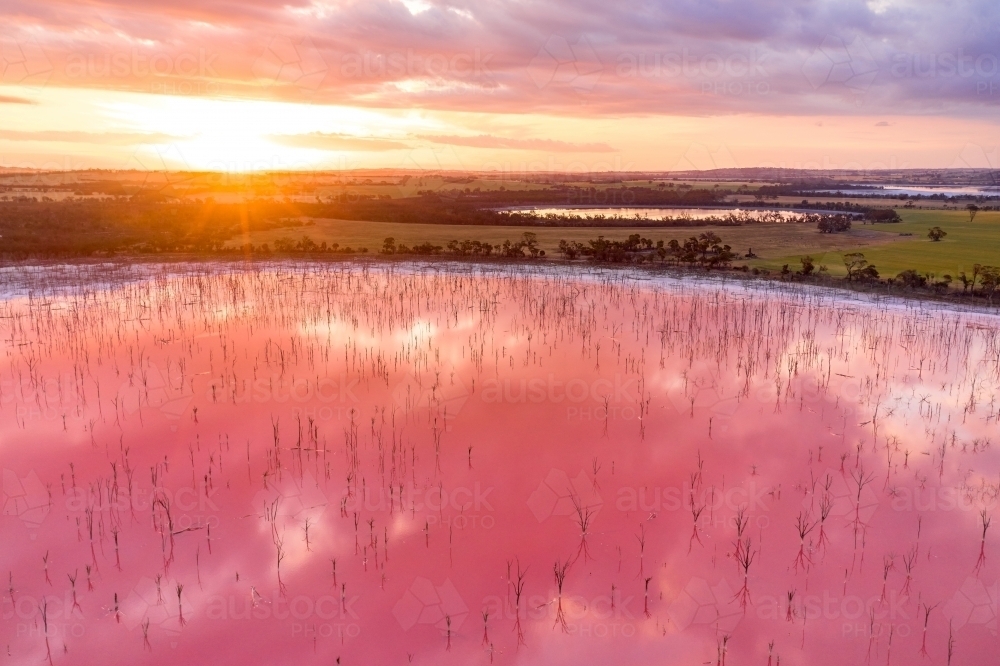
759 209 1000 279
226 208 1000 285
234 217 898 256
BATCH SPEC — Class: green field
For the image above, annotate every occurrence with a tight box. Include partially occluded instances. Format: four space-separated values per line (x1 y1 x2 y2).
234 217 895 257
230 209 999 284
758 209 1000 279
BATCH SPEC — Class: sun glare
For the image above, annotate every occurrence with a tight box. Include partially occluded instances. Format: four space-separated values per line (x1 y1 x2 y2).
104 95 436 172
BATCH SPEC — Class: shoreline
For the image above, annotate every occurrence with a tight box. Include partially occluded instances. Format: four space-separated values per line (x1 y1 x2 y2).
2 254 998 315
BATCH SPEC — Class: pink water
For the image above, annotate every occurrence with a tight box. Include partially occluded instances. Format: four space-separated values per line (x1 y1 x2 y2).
1 263 999 665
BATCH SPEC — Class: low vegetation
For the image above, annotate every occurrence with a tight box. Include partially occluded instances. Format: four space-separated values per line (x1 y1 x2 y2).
1 177 996 304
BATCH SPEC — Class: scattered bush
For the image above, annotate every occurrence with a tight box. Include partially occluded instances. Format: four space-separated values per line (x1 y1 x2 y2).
817 216 852 233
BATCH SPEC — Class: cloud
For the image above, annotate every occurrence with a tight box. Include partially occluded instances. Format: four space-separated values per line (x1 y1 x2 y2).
2 0 999 125
269 132 410 152
421 134 616 152
0 95 36 104
0 130 178 145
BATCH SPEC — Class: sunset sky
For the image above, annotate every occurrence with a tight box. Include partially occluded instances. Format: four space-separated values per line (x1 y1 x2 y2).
1 0 998 172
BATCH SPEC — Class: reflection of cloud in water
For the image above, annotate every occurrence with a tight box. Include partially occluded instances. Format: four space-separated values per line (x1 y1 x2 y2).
2 264 1000 665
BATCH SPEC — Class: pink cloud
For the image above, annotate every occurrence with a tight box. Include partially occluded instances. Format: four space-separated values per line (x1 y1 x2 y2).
421 134 616 152
0 130 177 144
0 0 996 119
270 132 410 152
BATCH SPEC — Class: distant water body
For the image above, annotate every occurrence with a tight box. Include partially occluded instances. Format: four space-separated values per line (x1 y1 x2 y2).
815 184 1000 197
497 206 804 219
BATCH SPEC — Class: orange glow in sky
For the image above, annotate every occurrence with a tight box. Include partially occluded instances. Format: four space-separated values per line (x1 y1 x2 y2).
1 1 998 172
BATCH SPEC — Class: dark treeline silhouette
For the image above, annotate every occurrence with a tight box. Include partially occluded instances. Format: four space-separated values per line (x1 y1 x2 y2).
0 187 723 257
320 186 725 226
890 265 1000 301
0 199 310 257
381 233 545 258
754 181 1000 204
0 190 901 261
379 231 738 267
558 232 737 267
777 199 902 222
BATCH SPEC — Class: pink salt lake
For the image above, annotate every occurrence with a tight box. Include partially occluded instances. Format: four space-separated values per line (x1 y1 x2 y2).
1 263 998 665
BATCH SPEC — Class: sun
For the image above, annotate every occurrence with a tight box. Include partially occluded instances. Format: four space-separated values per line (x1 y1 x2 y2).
172 128 321 173
103 94 430 172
